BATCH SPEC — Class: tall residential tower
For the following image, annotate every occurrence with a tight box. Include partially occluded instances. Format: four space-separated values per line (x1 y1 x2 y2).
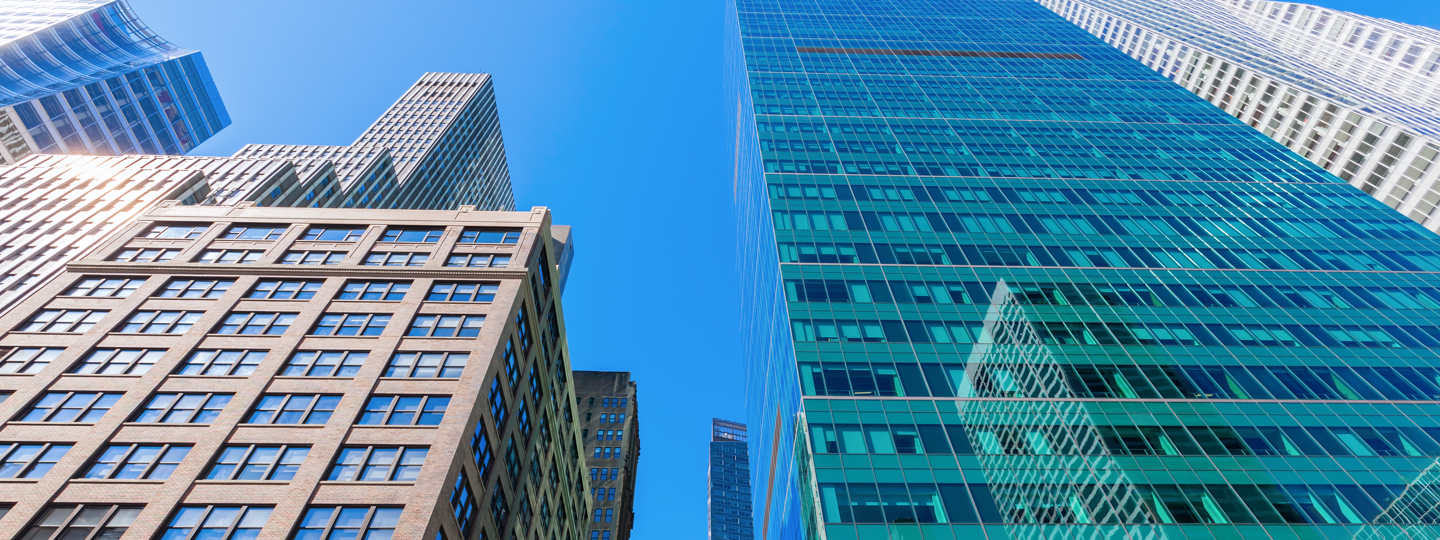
730 0 1440 538
709 419 753 540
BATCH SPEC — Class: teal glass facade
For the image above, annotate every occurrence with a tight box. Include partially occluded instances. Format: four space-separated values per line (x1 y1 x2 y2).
726 0 1440 539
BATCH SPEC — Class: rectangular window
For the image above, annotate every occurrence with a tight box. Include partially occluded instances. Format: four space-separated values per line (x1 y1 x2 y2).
450 473 478 538
363 252 428 266
385 352 467 378
65 278 144 297
382 228 445 243
245 394 340 425
327 446 428 481
223 225 287 240
20 309 108 332
283 351 367 377
143 224 209 239
160 506 272 540
112 248 179 263
205 445 309 481
472 425 493 477
406 315 484 337
119 311 202 334
0 348 63 374
197 250 262 264
247 280 323 300
20 505 142 540
72 349 165 375
158 278 234 298
22 392 121 422
459 228 521 244
445 254 510 268
357 396 449 426
426 282 499 302
0 443 71 478
296 507 400 540
302 227 367 241
489 379 507 426
281 251 346 265
311 314 390 336
216 312 297 335
134 393 231 423
82 444 190 479
177 350 267 376
339 281 410 301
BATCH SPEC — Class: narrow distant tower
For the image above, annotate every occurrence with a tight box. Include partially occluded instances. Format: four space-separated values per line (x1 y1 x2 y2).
573 371 641 540
708 419 753 540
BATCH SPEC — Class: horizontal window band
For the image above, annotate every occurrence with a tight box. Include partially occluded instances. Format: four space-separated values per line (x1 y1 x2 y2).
795 47 1084 60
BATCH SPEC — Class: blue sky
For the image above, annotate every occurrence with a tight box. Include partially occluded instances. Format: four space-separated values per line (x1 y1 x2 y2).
128 0 1436 537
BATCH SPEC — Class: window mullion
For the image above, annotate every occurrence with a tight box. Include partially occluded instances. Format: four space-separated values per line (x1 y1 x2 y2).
222 505 243 539
80 505 118 540
303 397 318 422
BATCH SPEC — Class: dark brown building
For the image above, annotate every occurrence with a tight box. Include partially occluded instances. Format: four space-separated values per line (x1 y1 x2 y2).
573 371 640 540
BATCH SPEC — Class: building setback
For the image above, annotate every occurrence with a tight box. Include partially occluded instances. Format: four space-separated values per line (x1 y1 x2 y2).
728 0 1440 538
0 0 230 160
0 203 589 540
0 72 518 320
708 419 752 540
572 371 639 540
1037 0 1440 230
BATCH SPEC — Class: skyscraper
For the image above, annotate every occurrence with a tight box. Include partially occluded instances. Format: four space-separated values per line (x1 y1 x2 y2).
0 0 230 161
1036 0 1440 230
0 202 590 540
574 371 641 540
0 72 514 318
709 419 753 540
729 0 1440 539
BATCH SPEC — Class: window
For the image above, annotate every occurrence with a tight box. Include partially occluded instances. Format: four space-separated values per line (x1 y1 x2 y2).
489 379 507 426
158 278 234 298
327 447 428 481
472 425 493 477
311 314 390 336
144 224 209 239
460 229 521 244
19 309 108 332
20 505 142 540
450 473 478 538
159 506 272 540
197 250 263 264
282 251 346 265
216 312 297 335
205 446 309 481
296 507 401 540
72 349 165 375
223 225 287 240
445 254 511 268
0 348 62 374
247 280 322 300
0 443 70 478
358 396 450 426
119 311 202 334
302 227 367 241
406 315 484 337
177 350 267 376
363 252 429 266
21 392 121 422
112 248 179 262
135 393 231 423
65 278 144 297
283 351 367 377
245 395 340 425
385 352 467 378
382 228 445 243
426 282 499 302
82 444 190 480
339 281 410 301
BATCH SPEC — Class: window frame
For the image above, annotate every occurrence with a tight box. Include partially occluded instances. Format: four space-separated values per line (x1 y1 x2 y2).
64 277 145 298
19 504 144 540
112 248 179 263
311 314 391 337
204 445 310 481
357 395 451 426
71 348 166 375
222 225 288 241
302 227 367 242
282 351 368 377
247 280 323 300
338 281 411 301
384 352 467 378
406 315 485 338
19 309 108 333
281 251 347 265
459 228 522 244
196 250 264 264
425 282 499 302
0 442 71 479
295 507 402 540
444 253 511 268
21 392 121 423
381 228 446 243
118 311 202 334
143 224 209 239
215 312 298 335
0 347 63 374
363 252 430 267
244 394 342 425
81 443 191 480
157 278 234 299
176 350 268 377
133 393 232 424
325 446 429 482
158 505 273 540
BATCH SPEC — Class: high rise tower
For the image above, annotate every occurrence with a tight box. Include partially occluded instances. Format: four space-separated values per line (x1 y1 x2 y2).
574 371 641 540
729 0 1440 539
0 0 230 160
1036 0 1440 231
709 419 753 540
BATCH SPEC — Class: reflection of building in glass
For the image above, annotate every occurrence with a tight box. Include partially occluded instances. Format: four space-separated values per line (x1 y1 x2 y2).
728 0 1440 538
0 1 230 160
1038 0 1440 231
710 419 754 540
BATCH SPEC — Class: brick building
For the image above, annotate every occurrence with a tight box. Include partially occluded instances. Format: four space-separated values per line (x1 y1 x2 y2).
572 371 639 540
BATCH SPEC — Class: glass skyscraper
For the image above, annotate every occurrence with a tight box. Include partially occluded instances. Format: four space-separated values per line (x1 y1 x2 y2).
728 0 1440 539
0 0 229 162
711 419 755 540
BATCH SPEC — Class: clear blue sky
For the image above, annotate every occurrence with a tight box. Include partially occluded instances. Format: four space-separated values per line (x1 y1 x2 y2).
127 0 1437 538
